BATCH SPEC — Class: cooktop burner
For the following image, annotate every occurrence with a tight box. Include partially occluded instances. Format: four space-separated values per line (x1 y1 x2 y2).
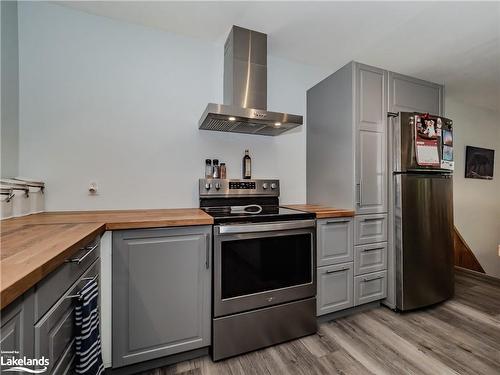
201 205 314 224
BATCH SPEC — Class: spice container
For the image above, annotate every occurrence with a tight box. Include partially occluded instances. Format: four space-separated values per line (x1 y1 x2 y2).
212 159 220 179
220 163 227 179
205 159 213 178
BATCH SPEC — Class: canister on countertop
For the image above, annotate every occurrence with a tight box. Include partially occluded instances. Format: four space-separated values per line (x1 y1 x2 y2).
212 159 220 179
14 177 45 214
0 185 15 219
0 179 30 217
220 163 227 179
205 159 213 179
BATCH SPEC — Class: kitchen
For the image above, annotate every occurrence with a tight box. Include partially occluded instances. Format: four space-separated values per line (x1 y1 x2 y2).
1 1 499 375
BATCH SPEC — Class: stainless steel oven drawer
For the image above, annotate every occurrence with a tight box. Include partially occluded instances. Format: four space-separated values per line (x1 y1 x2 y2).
213 297 316 361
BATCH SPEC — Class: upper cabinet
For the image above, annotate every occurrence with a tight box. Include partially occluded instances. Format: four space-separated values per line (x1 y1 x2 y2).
388 72 444 115
306 61 444 214
356 64 388 214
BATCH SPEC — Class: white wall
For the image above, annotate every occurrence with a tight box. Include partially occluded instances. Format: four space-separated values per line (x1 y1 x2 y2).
445 97 500 277
17 2 330 210
1 0 20 177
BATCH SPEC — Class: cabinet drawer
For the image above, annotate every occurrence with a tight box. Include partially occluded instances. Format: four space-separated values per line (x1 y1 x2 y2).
354 242 387 276
34 237 100 321
317 263 354 316
35 259 100 374
317 218 353 266
354 270 387 306
354 214 387 245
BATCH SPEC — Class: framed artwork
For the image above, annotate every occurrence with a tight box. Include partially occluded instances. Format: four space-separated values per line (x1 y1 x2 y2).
465 146 495 180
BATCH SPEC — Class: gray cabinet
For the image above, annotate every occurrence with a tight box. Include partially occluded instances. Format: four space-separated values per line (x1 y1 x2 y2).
354 243 387 276
112 226 212 368
354 271 387 306
34 238 100 321
307 61 388 214
317 218 353 266
354 214 388 245
0 290 34 372
388 72 444 115
356 64 388 215
317 263 354 315
35 259 100 374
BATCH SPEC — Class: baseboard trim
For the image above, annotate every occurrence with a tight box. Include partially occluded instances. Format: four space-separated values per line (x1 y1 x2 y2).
317 301 381 323
106 347 209 375
455 266 500 286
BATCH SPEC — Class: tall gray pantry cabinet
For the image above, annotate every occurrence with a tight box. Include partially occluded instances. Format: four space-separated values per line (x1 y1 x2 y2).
307 61 444 311
112 226 212 368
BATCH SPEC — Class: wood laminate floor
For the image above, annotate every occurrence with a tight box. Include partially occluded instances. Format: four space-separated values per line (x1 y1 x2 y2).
141 271 500 375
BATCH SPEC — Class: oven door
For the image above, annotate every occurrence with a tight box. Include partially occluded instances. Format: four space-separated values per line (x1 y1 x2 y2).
214 220 316 317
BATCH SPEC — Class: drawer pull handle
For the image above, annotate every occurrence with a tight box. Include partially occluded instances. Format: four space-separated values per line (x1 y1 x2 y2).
326 267 350 274
363 275 384 282
326 220 350 224
362 247 384 252
66 243 98 264
65 274 99 300
363 217 382 222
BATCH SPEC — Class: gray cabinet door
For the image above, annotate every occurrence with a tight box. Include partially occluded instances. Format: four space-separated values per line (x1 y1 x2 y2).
34 259 100 374
112 226 211 368
354 271 387 306
317 263 354 316
317 218 353 267
355 63 388 215
0 291 34 372
354 214 388 245
354 242 387 276
388 72 444 115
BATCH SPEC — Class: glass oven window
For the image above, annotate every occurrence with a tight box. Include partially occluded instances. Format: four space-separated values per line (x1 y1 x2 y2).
221 233 312 299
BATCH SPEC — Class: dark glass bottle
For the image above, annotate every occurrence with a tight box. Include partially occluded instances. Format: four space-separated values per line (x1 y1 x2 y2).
242 150 251 179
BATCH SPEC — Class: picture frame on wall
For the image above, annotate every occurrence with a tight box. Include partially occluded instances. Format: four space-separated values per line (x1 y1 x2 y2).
465 146 495 180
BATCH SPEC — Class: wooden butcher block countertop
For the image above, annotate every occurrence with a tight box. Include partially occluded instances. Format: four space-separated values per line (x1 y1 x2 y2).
284 204 355 219
0 209 213 309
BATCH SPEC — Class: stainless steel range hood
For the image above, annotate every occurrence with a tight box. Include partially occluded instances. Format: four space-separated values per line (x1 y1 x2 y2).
199 26 303 136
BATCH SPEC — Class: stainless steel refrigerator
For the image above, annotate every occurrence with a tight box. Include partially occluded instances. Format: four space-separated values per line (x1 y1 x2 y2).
392 112 454 311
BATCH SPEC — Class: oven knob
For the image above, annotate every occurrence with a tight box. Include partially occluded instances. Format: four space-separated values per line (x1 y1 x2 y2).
215 182 221 190
262 183 268 190
270 183 277 190
204 182 211 190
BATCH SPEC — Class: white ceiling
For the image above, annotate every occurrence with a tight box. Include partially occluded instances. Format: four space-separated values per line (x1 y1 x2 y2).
59 1 500 112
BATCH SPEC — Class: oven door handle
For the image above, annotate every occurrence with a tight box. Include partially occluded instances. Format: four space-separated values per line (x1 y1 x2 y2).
216 220 315 235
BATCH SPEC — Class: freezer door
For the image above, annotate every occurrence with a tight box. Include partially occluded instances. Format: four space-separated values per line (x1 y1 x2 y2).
395 173 454 310
393 112 454 172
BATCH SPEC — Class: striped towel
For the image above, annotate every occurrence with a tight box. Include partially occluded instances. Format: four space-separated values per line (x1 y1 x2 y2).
74 279 104 375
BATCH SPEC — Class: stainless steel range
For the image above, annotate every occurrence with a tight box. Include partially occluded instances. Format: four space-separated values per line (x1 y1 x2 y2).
199 179 317 361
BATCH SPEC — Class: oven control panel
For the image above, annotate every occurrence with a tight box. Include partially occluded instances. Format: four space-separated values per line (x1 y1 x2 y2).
229 181 256 190
199 179 280 197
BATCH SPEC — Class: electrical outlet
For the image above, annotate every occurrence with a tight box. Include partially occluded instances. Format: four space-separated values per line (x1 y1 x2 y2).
89 181 99 195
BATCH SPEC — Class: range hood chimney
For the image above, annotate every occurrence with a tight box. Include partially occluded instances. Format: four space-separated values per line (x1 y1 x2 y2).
199 26 303 136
